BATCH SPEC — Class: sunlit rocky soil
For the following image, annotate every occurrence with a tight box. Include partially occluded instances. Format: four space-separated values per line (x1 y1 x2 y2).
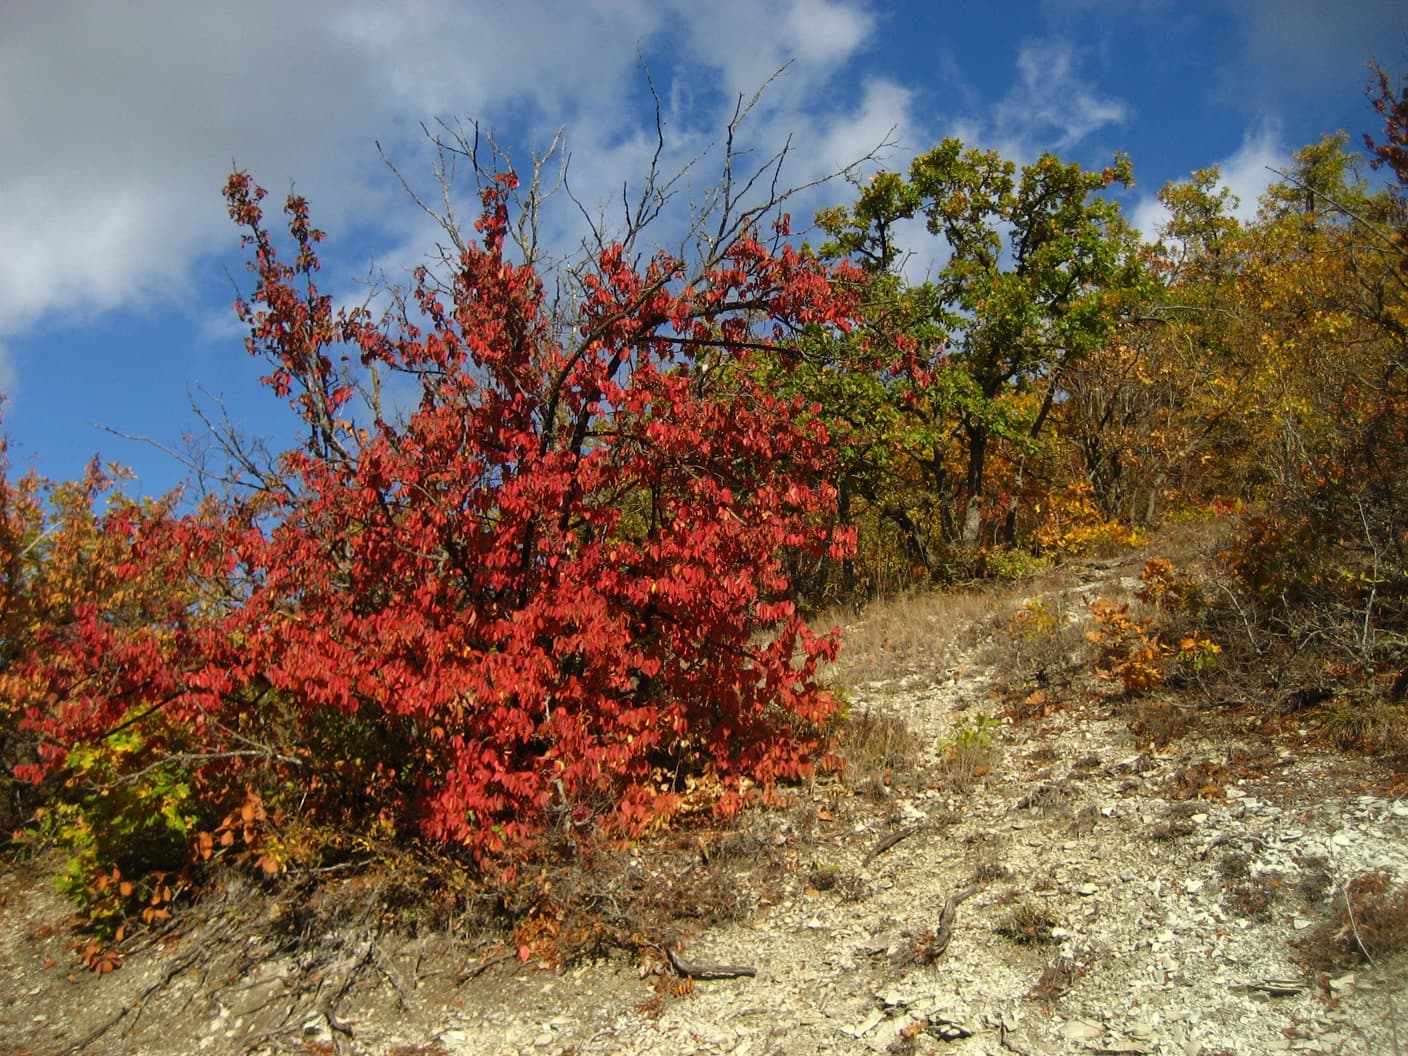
2 544 1405 1056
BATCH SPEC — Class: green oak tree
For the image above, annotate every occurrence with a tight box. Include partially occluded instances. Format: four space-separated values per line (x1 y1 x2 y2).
807 138 1152 584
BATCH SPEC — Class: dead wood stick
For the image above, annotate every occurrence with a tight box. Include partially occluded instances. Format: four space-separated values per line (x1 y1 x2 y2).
666 946 756 980
862 821 924 867
234 1025 304 1052
319 939 374 1038
367 940 412 1009
455 948 517 984
62 944 207 1054
930 884 981 959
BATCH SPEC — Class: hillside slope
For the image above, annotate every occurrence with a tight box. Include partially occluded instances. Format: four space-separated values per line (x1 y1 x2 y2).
1 544 1405 1056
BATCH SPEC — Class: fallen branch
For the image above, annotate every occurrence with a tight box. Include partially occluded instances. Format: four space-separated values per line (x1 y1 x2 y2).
320 938 374 1038
454 948 516 984
922 884 981 963
666 946 756 980
367 940 412 1010
998 1021 1032 1055
862 821 924 867
62 944 207 1055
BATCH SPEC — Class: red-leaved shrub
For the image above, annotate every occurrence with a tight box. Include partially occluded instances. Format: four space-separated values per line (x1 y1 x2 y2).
17 172 864 864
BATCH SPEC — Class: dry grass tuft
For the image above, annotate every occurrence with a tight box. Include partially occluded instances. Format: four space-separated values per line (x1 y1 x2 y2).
994 899 1060 946
821 586 1013 689
994 594 1088 690
1319 698 1408 753
1296 870 1408 971
832 707 924 798
1129 698 1195 747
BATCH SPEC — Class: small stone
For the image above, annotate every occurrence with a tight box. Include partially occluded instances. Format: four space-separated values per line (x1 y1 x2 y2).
1062 1019 1104 1042
932 1020 973 1041
1077 882 1099 896
842 1010 885 1038
867 1015 921 1052
1281 829 1304 842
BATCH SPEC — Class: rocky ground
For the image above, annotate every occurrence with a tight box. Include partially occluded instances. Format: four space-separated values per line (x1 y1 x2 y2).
1 548 1405 1056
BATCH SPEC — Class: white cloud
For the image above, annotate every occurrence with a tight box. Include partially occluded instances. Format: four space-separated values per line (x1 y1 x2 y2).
0 1 390 337
992 39 1132 156
0 0 896 399
1128 121 1286 241
1214 122 1287 222
813 78 911 177
0 343 15 405
785 0 876 68
326 1 665 127
1128 193 1169 245
674 0 875 107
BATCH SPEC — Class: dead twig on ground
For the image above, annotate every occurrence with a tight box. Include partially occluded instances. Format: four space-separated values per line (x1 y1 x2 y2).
862 821 925 867
912 884 982 965
61 944 208 1055
665 945 756 980
454 947 516 985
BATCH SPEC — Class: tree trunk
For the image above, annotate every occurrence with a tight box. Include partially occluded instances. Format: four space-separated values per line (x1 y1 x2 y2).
962 428 988 547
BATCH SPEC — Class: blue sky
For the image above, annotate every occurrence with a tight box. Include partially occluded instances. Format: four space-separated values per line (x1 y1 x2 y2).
3 0 1405 498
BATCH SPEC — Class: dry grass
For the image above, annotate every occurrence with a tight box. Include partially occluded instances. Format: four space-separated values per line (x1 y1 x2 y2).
1129 698 1196 747
820 586 1014 689
831 707 924 798
1296 870 1408 972
1319 698 1408 753
994 899 1060 946
820 567 1103 688
993 593 1090 693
